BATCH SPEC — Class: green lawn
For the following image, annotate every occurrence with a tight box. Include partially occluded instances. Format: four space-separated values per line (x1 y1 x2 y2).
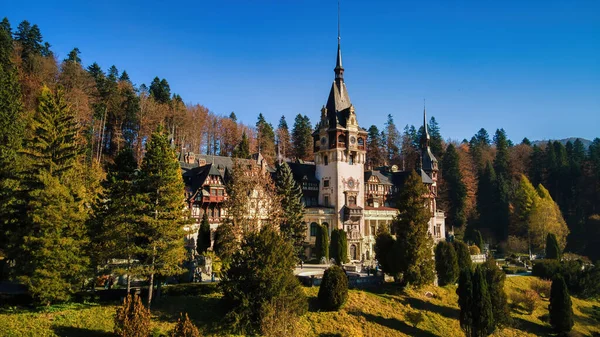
1 276 598 337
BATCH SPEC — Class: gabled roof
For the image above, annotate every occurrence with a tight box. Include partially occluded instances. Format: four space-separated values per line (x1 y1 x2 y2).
364 170 393 185
287 161 319 184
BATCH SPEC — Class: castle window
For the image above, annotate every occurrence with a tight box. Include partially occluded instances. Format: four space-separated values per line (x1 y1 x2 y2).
324 155 328 165
357 138 364 147
324 195 330 207
349 154 354 165
348 196 356 206
324 179 330 188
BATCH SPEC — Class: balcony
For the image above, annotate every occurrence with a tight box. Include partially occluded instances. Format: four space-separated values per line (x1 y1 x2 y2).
200 195 226 203
343 205 363 222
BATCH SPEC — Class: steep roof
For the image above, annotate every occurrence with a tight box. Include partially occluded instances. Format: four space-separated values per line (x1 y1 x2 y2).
287 161 319 183
364 170 393 185
324 41 353 128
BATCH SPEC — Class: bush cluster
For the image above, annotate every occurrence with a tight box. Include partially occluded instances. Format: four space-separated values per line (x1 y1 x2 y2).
510 290 539 314
170 313 201 337
530 279 552 298
532 259 600 298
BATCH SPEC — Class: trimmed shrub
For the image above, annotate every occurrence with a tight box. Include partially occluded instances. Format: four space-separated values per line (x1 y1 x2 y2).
531 279 552 298
469 245 481 255
318 265 348 311
453 241 472 272
545 233 561 260
330 229 349 264
532 259 561 279
171 313 201 337
114 294 151 337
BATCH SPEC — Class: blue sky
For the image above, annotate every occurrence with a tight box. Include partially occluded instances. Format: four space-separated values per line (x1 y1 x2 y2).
4 0 600 142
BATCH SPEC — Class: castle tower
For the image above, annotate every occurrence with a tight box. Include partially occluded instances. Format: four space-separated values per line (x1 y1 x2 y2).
313 33 368 260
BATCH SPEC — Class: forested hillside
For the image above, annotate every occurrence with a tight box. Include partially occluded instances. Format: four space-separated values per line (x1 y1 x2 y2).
1 16 599 268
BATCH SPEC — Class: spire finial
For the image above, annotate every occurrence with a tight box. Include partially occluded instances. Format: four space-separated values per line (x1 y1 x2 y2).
334 0 344 80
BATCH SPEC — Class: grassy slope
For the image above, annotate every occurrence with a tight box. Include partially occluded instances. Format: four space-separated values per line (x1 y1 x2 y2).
0 276 598 337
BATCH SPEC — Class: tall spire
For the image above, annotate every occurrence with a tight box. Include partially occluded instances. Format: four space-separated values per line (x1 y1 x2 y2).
334 0 344 81
421 100 430 148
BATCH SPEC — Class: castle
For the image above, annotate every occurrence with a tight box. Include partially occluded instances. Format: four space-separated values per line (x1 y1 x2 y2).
180 36 446 262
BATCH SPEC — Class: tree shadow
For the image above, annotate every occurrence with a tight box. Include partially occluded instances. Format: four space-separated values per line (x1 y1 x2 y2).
400 297 459 320
151 295 227 335
349 310 437 337
52 326 114 337
512 317 552 336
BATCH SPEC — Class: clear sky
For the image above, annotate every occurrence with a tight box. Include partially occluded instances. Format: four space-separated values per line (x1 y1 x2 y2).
4 0 600 142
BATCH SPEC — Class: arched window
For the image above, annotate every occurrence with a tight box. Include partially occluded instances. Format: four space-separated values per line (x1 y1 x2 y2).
338 134 345 144
310 222 319 236
348 196 356 206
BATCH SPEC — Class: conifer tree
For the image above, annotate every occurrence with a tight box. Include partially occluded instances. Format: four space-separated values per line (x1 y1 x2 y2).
275 162 306 255
483 258 510 327
315 224 329 262
196 213 211 255
366 125 385 168
441 144 467 229
213 221 237 266
276 115 291 159
457 269 473 337
384 114 401 164
221 226 307 335
255 113 276 165
471 266 494 337
291 114 313 161
374 224 395 276
232 131 251 159
393 170 435 286
435 241 459 286
453 240 473 272
545 233 561 260
474 230 484 252
136 127 188 307
318 265 348 311
549 275 574 333
16 86 90 305
91 148 140 293
330 229 349 265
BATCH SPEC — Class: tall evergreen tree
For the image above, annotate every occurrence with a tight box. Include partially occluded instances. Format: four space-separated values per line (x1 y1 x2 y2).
545 233 561 260
374 224 395 277
483 258 510 327
196 213 211 255
220 226 307 335
366 125 385 168
276 115 291 160
549 275 574 333
136 127 188 307
428 116 444 160
274 162 306 255
291 114 313 161
384 114 401 164
149 77 171 104
442 144 467 229
453 241 473 272
330 229 349 265
393 170 435 286
435 241 459 286
232 131 251 159
471 266 494 337
315 224 329 262
16 86 90 305
255 113 276 165
457 269 474 337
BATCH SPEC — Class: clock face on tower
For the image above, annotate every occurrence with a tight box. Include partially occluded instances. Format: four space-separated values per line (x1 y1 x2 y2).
347 179 355 188
350 136 356 144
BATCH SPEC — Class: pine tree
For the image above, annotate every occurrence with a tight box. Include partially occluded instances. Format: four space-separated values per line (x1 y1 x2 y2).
474 230 484 252
471 266 494 337
16 86 90 305
92 148 140 293
291 114 313 161
435 241 459 286
393 170 435 286
457 269 473 337
315 224 329 262
366 125 385 168
549 275 574 333
149 77 171 104
170 313 201 337
384 114 401 164
483 258 510 327
136 127 188 307
428 116 444 160
453 240 473 272
220 226 307 335
255 113 276 165
545 233 561 260
276 115 291 159
196 213 211 255
232 131 251 159
442 144 467 228
275 162 306 255
213 221 238 265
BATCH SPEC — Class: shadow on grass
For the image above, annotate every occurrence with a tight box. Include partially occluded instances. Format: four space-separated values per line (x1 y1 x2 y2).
52 326 113 337
318 334 342 337
151 294 227 335
400 297 459 320
349 310 437 337
512 316 552 336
